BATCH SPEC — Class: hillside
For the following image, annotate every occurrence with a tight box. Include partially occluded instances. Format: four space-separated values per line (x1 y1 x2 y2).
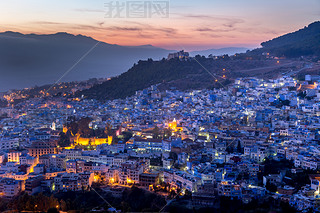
0 32 172 92
78 21 320 101
256 21 320 57
79 57 289 100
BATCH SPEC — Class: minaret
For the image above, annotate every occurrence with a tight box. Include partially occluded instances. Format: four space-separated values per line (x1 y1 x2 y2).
51 121 56 131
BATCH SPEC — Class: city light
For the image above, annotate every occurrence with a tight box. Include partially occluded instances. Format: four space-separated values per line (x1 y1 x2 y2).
0 2 317 212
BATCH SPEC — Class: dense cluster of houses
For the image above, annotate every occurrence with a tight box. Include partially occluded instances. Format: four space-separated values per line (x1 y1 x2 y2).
0 74 320 211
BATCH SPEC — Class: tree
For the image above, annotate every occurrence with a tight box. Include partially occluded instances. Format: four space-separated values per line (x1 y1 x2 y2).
152 126 160 139
68 121 78 136
122 131 133 142
163 128 172 139
169 152 178 163
266 182 278 192
262 158 293 175
77 117 92 137
104 123 113 136
58 132 71 147
281 99 290 106
226 146 234 154
298 91 306 98
236 140 243 153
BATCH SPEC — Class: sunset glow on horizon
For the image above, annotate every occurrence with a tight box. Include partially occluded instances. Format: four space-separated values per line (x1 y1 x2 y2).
0 0 319 51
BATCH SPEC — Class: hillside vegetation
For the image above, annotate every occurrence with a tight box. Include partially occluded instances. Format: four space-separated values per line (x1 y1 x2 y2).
256 21 320 57
79 57 275 100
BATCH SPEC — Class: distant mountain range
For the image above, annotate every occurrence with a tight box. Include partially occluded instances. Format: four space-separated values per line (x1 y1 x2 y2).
0 32 173 91
190 47 249 57
0 31 252 92
1 21 319 92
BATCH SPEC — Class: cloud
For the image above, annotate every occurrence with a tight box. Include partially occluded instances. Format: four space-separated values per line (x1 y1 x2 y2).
181 13 245 35
97 22 105 27
105 24 179 39
195 27 213 32
236 26 286 36
181 14 213 19
68 24 105 31
223 19 244 28
32 21 64 25
180 13 244 23
263 30 282 35
27 20 181 40
108 26 142 31
74 8 105 13
137 32 155 39
198 33 223 38
29 21 106 32
195 27 235 33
